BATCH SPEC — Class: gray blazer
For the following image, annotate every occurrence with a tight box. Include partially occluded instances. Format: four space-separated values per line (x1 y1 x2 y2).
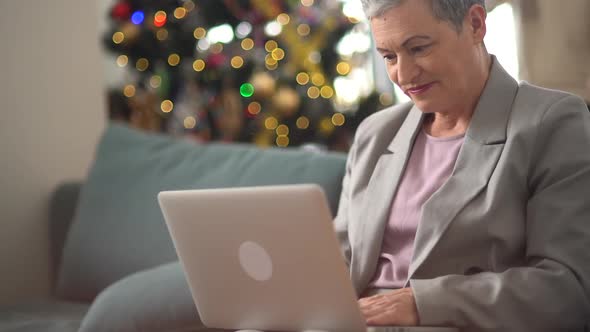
334 58 590 330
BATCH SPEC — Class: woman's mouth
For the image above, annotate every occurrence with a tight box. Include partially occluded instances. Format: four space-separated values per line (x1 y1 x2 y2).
406 82 435 96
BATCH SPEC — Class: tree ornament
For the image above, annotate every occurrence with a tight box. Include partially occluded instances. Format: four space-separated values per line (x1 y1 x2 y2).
272 86 300 117
111 1 132 21
250 71 277 99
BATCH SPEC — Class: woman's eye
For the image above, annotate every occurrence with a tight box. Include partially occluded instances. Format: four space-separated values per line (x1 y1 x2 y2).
410 45 430 54
383 55 397 63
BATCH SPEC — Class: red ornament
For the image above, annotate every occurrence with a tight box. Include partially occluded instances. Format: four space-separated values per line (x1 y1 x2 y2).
111 2 132 20
206 53 227 69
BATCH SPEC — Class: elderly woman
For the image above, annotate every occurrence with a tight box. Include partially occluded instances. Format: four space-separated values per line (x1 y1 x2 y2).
334 0 590 330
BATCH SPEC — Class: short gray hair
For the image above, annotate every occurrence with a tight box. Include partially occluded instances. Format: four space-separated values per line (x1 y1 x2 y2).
360 0 487 31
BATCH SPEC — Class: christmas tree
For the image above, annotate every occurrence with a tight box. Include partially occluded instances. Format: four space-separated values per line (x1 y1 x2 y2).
104 0 394 151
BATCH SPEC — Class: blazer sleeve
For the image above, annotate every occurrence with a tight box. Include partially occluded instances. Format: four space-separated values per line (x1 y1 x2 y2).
410 95 590 330
333 120 366 267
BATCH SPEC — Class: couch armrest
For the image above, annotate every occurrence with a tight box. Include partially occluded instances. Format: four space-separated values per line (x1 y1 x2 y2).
49 181 83 290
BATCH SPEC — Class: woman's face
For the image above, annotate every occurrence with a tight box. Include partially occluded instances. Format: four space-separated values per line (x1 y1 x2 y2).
370 0 488 115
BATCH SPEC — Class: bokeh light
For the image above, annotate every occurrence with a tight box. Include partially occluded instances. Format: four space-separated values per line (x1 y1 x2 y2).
174 7 187 19
265 116 278 130
296 116 310 129
131 11 145 25
168 54 180 66
161 100 174 113
231 56 244 69
296 72 310 85
332 113 345 126
193 59 206 72
193 27 206 39
116 55 128 67
123 84 135 98
112 31 125 44
154 11 167 28
276 136 289 147
184 116 197 129
241 38 254 50
240 83 255 98
136 58 149 71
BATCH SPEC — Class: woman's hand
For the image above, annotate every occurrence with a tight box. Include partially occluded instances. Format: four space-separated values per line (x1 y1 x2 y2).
358 287 419 326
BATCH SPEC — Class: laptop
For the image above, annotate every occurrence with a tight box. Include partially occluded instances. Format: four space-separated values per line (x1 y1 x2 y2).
158 184 458 332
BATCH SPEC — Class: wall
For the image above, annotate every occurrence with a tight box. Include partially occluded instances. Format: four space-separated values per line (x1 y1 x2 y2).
0 1 106 304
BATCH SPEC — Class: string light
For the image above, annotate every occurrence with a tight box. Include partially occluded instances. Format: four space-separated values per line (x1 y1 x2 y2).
271 48 285 61
336 61 351 75
193 59 205 71
247 102 261 115
193 27 206 39
265 116 278 130
210 43 223 54
154 11 167 28
123 84 136 97
174 7 187 19
296 72 310 85
301 0 314 7
183 0 195 12
266 62 278 71
297 24 311 36
277 13 290 25
161 100 174 113
168 54 181 66
276 125 289 136
149 75 162 88
296 116 310 129
320 86 335 99
156 29 168 41
236 22 253 38
241 38 254 50
240 83 255 98
265 54 277 66
231 56 244 69
307 86 320 99
311 73 325 86
276 136 289 147
184 116 197 129
116 55 128 67
136 58 149 71
265 40 278 52
131 11 145 25
332 113 345 126
112 32 125 44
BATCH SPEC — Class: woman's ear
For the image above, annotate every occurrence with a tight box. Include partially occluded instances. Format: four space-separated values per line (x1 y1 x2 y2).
467 5 487 43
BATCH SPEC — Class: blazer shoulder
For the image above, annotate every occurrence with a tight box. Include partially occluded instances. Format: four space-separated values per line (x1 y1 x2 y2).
515 81 587 118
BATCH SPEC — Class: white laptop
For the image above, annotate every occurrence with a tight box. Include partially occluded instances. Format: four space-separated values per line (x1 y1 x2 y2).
158 184 458 332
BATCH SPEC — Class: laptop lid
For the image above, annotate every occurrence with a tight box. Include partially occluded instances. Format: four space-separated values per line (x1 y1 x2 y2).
158 184 367 332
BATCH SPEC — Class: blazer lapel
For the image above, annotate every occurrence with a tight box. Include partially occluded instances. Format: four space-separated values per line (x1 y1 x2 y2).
351 106 423 293
406 58 519 282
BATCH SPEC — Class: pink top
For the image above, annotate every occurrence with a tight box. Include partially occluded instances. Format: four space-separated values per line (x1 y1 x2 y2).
369 128 465 289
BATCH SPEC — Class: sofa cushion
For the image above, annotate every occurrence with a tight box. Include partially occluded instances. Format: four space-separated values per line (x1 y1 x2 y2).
0 299 89 332
78 262 217 332
57 123 346 301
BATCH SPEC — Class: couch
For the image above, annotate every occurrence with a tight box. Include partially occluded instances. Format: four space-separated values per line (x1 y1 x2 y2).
0 123 348 332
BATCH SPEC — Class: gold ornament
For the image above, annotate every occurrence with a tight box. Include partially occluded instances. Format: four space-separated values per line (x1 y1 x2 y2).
272 86 301 117
250 72 277 100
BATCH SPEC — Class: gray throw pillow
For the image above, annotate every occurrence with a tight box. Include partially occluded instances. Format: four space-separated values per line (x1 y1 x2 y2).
57 123 346 302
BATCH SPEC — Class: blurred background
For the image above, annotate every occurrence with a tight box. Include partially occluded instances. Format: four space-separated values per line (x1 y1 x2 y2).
99 0 521 152
0 0 588 307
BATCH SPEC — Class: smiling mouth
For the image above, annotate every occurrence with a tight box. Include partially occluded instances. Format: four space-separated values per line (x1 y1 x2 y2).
406 82 435 95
